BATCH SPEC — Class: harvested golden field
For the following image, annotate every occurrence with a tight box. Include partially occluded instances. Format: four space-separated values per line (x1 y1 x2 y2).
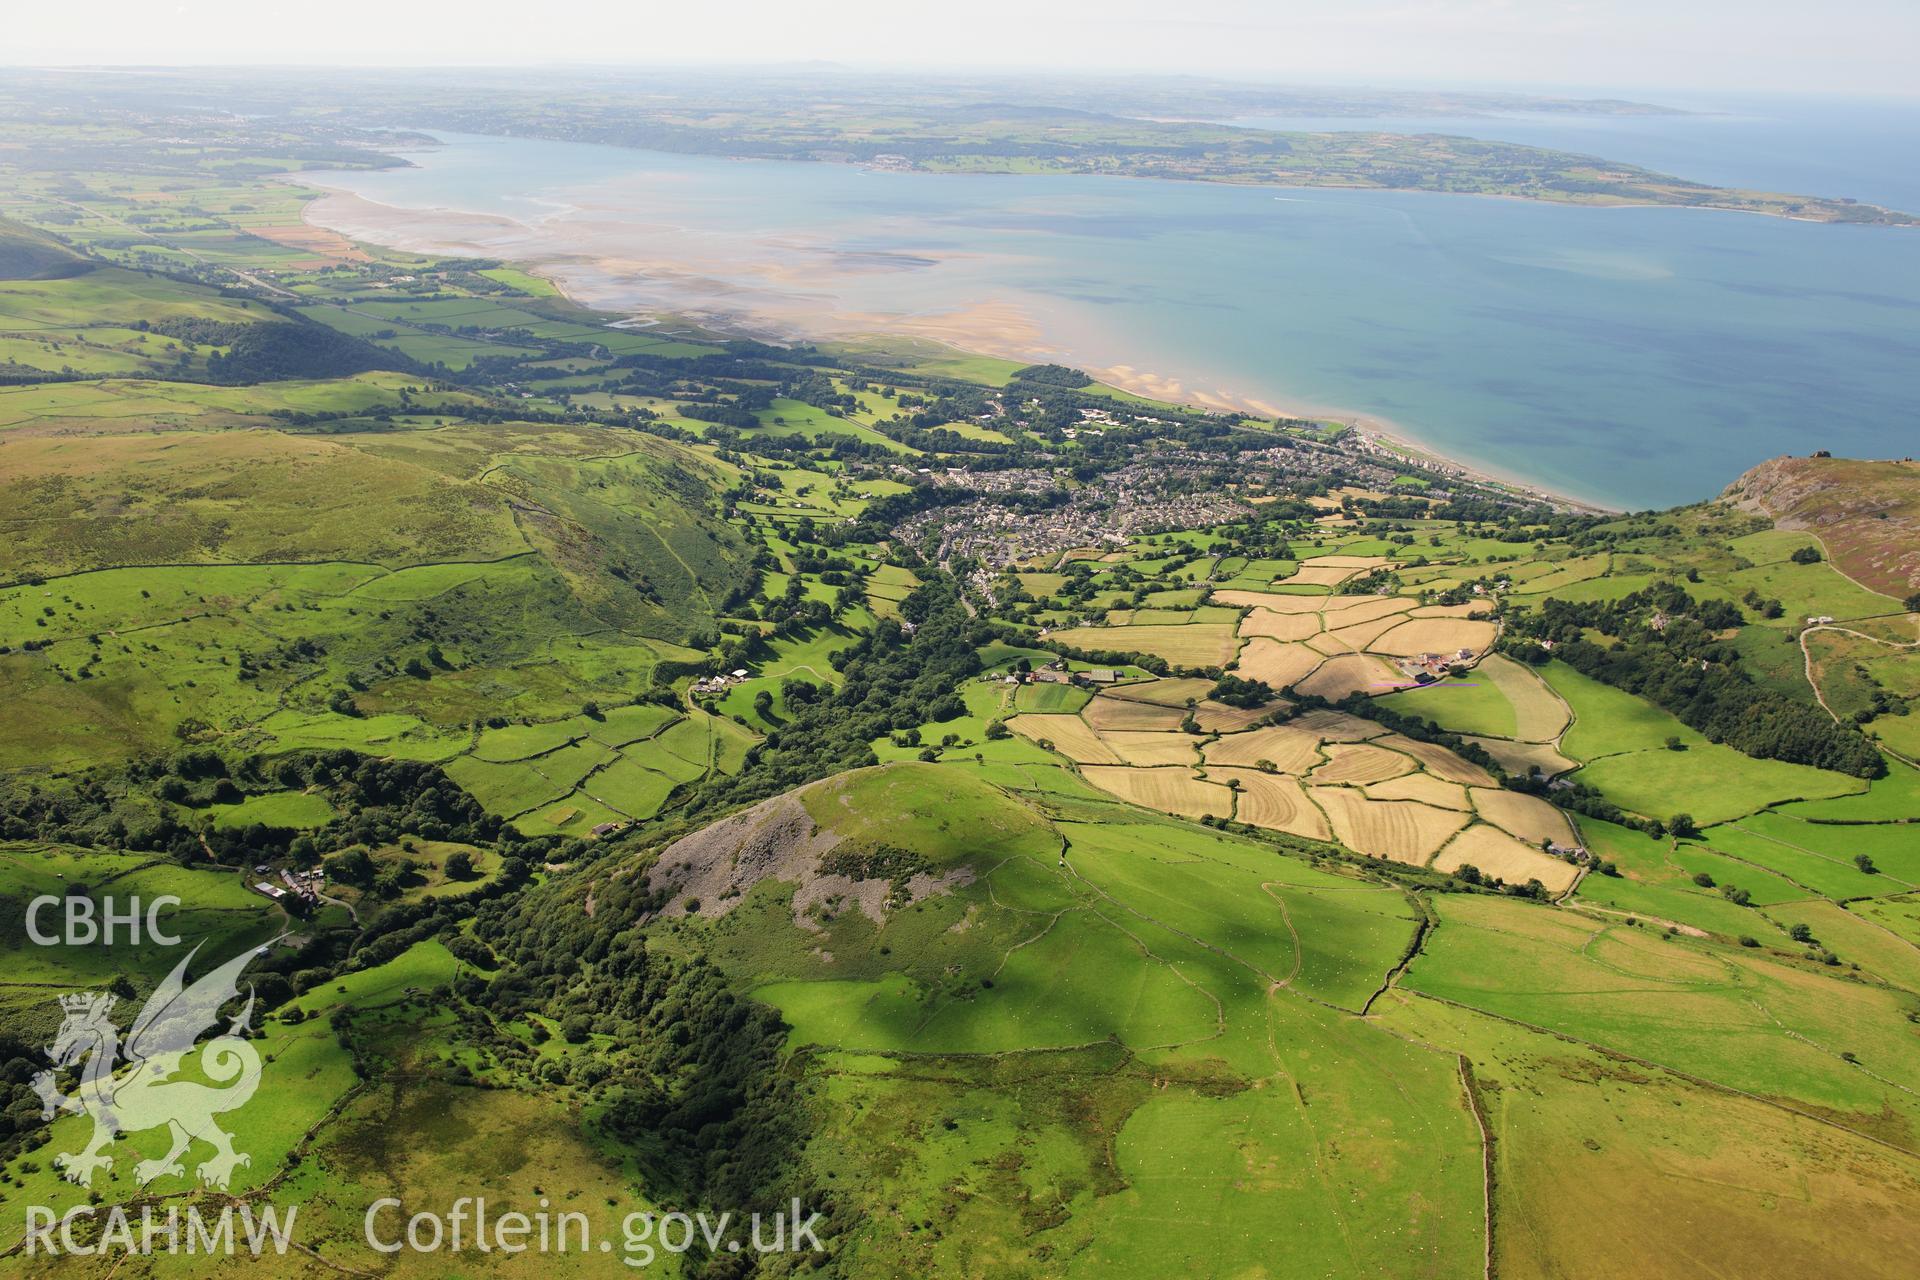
1368 773 1473 811
1463 736 1577 778
1045 623 1239 666
1327 614 1411 650
1210 768 1331 839
1305 554 1392 569
1480 653 1572 742
1238 608 1322 641
1307 630 1359 656
1432 823 1580 893
1234 638 1325 688
1081 766 1234 820
1105 676 1220 706
1311 742 1419 785
1202 723 1325 773
1470 788 1577 846
1369 617 1500 657
1102 730 1205 766
1082 694 1187 731
1008 714 1124 764
1320 596 1415 629
1275 565 1356 588
1379 734 1499 786
1290 709 1387 741
1312 787 1471 864
1411 601 1494 618
1212 589 1329 613
1190 702 1273 732
249 221 371 262
1295 652 1402 700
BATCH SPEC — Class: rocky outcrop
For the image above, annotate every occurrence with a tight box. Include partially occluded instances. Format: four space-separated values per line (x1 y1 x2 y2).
1723 455 1920 600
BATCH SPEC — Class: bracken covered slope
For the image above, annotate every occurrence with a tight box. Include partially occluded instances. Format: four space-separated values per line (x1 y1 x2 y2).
1725 454 1920 599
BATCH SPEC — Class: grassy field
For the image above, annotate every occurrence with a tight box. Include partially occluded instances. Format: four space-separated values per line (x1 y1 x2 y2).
1403 893 1920 1142
671 765 1483 1275
1381 992 1920 1280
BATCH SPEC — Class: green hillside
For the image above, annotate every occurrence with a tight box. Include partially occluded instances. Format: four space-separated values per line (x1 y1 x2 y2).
0 216 82 281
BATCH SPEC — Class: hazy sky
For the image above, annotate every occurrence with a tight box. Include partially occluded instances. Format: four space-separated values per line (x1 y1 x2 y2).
7 1 1917 98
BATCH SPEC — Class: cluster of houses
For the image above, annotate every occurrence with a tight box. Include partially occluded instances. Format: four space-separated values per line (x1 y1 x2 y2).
1395 648 1480 683
691 668 753 696
994 661 1120 687
253 865 323 906
1061 409 1113 441
899 461 1251 580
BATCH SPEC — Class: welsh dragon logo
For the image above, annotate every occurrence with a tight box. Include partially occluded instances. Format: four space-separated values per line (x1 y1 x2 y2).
32 941 271 1190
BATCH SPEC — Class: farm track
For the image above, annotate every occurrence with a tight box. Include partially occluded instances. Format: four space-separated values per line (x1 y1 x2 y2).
1257 881 1305 990
1799 620 1920 769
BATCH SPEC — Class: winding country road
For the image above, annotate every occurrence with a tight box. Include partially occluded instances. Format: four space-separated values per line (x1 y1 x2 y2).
1798 621 1920 769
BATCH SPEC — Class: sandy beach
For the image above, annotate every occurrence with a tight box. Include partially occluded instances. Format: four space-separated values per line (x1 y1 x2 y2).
300 183 1611 512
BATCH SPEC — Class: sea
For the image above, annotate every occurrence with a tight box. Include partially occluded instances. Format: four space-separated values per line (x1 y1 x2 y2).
303 94 1920 509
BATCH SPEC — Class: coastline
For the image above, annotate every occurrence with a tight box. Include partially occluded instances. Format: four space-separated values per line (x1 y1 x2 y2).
297 181 1617 513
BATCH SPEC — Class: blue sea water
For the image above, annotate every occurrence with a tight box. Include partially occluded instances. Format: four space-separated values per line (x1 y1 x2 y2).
309 96 1920 509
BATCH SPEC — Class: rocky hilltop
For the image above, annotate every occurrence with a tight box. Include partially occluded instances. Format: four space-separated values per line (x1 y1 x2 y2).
1725 454 1920 600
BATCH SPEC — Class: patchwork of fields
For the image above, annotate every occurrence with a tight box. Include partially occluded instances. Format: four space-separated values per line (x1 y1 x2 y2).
1009 680 1582 892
